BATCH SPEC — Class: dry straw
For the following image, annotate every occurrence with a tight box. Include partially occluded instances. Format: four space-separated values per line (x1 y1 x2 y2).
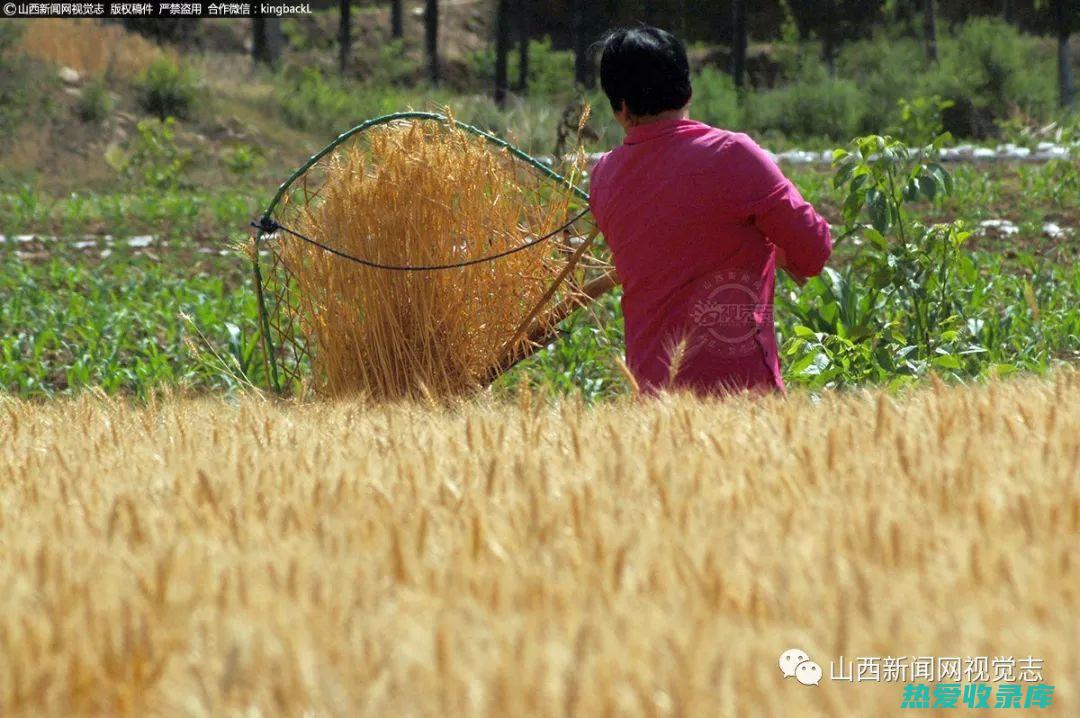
272 119 598 400
18 19 169 79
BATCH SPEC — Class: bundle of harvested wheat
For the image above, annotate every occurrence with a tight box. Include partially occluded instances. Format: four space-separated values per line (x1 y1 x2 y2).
261 117 606 400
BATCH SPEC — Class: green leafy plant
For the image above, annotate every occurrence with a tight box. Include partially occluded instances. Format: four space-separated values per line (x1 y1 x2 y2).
223 144 263 175
781 133 983 387
76 76 114 123
892 95 954 146
133 57 199 120
106 117 192 191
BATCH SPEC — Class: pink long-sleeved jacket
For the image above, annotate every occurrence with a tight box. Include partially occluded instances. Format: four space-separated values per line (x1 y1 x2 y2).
588 119 832 395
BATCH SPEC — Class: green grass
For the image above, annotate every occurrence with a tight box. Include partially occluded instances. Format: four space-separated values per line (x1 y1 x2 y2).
0 185 257 240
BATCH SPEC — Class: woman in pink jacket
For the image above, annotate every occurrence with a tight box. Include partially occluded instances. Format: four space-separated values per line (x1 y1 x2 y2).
589 26 833 396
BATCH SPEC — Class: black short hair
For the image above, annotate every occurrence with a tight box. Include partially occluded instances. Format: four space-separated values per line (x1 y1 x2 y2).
598 26 692 117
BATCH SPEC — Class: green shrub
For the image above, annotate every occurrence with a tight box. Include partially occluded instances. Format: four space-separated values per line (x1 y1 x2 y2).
837 34 925 132
0 26 21 131
891 95 954 146
370 39 423 86
0 21 22 58
76 76 114 123
0 61 59 133
920 17 1056 136
134 57 199 120
278 67 358 134
467 37 577 99
511 38 576 98
223 144 263 175
276 65 473 138
691 67 741 130
745 67 866 142
106 117 192 191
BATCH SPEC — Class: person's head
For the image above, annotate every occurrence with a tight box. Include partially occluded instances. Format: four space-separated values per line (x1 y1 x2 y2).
598 25 692 130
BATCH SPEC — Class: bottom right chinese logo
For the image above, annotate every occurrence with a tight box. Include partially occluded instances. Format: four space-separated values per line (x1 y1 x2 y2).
780 651 1056 709
830 655 1054 709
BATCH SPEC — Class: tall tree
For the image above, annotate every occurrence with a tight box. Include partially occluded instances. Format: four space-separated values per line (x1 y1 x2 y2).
391 0 403 39
1052 0 1075 107
785 0 884 73
887 0 916 29
731 0 748 91
425 0 439 84
643 0 657 24
339 0 351 75
515 0 529 92
252 18 284 68
494 0 511 105
573 0 596 87
924 0 938 62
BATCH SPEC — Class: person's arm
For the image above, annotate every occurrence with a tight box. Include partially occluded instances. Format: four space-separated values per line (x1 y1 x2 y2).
772 245 808 286
722 134 832 280
756 185 832 281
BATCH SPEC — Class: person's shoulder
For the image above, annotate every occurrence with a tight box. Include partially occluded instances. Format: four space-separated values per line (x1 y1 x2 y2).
679 124 764 165
588 149 619 193
713 130 776 165
591 150 611 178
587 151 613 215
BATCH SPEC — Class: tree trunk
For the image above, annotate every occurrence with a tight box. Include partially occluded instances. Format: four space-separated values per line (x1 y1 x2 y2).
339 0 351 75
643 0 656 24
892 0 916 36
515 0 529 92
731 0 747 91
1056 0 1075 108
425 0 439 84
822 34 836 75
1002 0 1013 25
573 0 595 87
391 0 403 39
603 0 620 27
924 0 938 63
494 0 511 105
252 18 284 68
252 18 266 65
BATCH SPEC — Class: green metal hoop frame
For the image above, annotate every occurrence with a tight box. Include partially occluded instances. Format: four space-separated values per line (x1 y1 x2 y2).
250 111 591 394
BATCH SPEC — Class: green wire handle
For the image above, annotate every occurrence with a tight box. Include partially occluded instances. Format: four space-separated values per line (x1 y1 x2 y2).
251 111 592 394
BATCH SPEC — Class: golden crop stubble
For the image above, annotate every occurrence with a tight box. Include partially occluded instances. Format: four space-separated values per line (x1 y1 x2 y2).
0 371 1076 716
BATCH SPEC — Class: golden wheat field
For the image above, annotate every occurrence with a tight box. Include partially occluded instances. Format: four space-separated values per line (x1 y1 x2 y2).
1 373 1077 717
